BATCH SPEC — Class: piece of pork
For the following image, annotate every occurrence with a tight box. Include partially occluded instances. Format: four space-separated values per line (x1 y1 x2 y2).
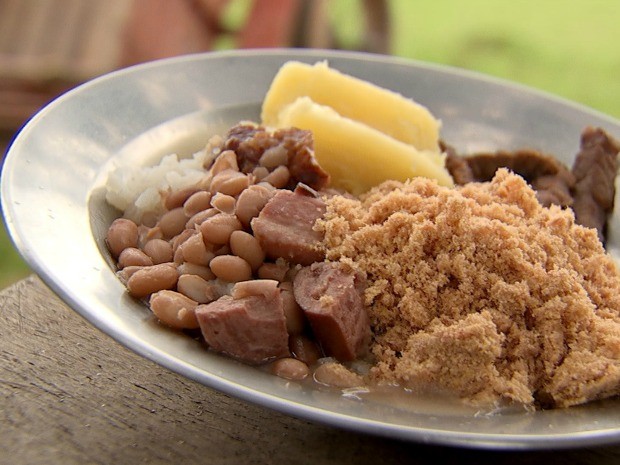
461 148 576 208
223 123 330 190
195 284 289 364
571 126 620 242
530 174 575 208
443 127 620 240
293 262 370 361
251 189 326 266
442 140 474 185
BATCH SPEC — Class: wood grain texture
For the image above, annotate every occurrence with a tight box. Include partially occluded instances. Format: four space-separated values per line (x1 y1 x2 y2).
2 276 620 465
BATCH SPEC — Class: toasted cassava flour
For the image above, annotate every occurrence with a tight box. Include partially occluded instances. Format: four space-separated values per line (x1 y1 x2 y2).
317 169 620 408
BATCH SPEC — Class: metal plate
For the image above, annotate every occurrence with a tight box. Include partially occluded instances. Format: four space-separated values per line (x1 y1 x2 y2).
3 49 620 450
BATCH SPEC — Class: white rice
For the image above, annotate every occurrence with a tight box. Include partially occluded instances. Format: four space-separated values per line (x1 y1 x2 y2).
105 136 222 223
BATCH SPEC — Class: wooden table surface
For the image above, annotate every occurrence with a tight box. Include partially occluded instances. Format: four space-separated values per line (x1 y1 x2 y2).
2 276 620 465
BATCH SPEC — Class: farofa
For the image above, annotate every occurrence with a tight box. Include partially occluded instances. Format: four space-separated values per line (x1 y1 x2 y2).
316 168 620 408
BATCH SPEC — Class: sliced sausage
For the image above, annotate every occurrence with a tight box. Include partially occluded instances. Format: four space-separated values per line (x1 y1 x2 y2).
251 189 326 266
293 262 370 361
195 291 288 365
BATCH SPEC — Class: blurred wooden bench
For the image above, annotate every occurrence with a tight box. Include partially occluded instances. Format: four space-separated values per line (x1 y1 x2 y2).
0 0 389 154
0 0 133 153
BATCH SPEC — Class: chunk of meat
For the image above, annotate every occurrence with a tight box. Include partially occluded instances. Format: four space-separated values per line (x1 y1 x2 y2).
223 124 269 171
464 148 576 208
531 174 574 208
442 140 474 185
444 141 578 210
571 126 620 242
223 123 330 190
287 143 330 190
465 148 572 182
195 289 289 365
443 127 620 241
251 189 326 265
293 262 370 361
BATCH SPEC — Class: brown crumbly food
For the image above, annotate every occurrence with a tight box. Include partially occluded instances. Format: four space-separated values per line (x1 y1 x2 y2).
316 169 620 408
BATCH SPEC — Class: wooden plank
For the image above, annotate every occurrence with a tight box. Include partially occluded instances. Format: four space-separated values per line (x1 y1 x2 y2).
0 0 132 81
0 0 133 133
1 276 620 464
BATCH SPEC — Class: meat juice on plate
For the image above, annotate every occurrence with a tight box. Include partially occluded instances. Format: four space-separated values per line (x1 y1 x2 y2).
103 61 620 412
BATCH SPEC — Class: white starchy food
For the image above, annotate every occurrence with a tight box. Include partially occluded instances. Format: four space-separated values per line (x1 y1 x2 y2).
275 96 453 194
105 143 218 223
261 60 442 152
261 61 452 194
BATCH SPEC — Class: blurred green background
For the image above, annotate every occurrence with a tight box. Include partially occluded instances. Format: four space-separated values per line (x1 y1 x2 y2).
1 0 619 289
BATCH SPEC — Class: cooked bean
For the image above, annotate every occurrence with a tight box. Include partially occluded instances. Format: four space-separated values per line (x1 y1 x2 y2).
137 225 163 248
235 185 273 228
294 183 319 198
231 279 279 300
171 229 197 252
211 193 236 215
126 263 178 298
262 165 290 189
213 244 230 256
256 181 277 191
289 334 322 365
252 166 270 182
186 207 218 229
118 247 153 269
140 211 159 228
200 213 242 245
279 282 305 335
313 361 363 388
158 207 189 239
259 145 288 168
209 255 252 282
177 263 216 281
143 238 173 264
210 169 249 196
165 187 198 210
205 134 224 160
195 174 213 192
229 230 265 271
210 149 238 174
183 191 212 217
257 261 289 282
173 246 184 264
179 233 214 266
106 218 139 258
270 358 309 381
177 274 225 303
149 290 199 329
116 265 145 285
